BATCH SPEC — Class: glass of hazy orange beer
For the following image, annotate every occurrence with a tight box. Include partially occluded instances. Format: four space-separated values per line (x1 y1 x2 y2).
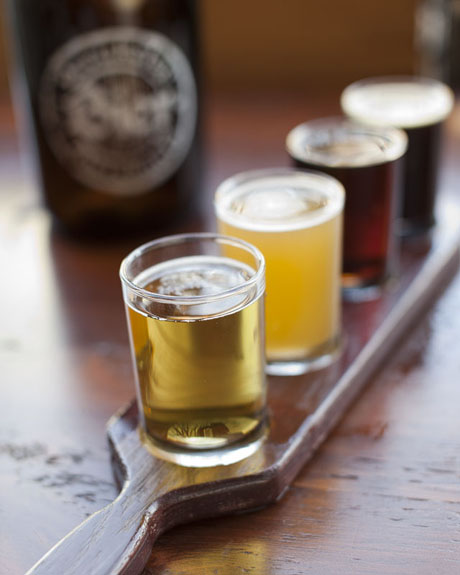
120 233 267 467
215 168 345 376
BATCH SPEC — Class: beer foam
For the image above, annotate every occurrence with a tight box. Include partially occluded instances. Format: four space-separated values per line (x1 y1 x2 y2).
234 187 324 220
215 170 344 232
143 256 252 297
286 119 407 168
136 256 253 294
341 78 454 128
133 255 257 318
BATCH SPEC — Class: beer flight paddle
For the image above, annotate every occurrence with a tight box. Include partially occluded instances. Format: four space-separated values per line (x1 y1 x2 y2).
25 207 460 575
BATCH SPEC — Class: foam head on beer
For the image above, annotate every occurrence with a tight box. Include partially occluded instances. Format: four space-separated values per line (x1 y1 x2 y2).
340 76 454 129
216 172 343 231
286 117 408 168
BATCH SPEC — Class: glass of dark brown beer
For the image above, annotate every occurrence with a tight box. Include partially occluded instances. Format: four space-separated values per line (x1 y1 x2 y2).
341 76 454 237
120 233 267 467
286 118 407 298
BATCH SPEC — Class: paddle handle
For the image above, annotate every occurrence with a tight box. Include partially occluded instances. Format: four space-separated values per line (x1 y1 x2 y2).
25 486 156 575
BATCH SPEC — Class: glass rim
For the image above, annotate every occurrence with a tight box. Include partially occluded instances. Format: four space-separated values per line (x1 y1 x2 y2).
342 74 454 91
119 232 265 305
286 116 408 167
341 75 455 128
214 167 345 232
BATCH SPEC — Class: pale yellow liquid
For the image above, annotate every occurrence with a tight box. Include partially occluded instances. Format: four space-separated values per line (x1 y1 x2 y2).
217 189 342 362
126 256 266 450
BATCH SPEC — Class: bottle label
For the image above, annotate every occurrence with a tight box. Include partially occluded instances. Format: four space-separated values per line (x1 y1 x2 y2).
39 27 197 196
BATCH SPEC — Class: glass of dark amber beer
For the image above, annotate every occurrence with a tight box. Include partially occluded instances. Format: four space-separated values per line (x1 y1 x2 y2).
341 76 454 237
120 233 267 467
287 118 407 298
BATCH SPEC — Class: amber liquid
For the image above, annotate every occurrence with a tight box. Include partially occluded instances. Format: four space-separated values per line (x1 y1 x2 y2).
316 161 399 287
292 143 401 288
126 256 266 451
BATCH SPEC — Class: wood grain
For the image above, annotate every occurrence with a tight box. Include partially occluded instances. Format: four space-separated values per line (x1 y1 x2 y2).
1 94 460 575
24 203 460 573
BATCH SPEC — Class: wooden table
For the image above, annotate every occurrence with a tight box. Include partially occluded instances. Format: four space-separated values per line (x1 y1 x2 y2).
1 92 460 575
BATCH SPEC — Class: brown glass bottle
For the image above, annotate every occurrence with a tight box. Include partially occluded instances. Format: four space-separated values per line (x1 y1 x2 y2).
8 0 201 237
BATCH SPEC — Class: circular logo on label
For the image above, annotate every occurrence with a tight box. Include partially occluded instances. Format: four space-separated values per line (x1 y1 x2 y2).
39 27 197 196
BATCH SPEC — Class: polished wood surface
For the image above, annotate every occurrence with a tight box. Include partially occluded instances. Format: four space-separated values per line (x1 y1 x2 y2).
25 209 460 575
1 93 460 574
25 210 460 574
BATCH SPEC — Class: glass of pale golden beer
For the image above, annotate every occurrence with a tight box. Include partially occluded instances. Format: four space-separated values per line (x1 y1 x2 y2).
120 233 267 467
215 168 345 376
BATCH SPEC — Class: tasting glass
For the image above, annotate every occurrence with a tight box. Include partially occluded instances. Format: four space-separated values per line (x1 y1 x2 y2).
215 168 344 376
287 118 407 298
341 76 454 237
120 233 267 467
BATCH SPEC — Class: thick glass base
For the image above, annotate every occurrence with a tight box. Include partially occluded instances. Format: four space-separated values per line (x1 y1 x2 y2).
341 272 397 302
266 335 342 376
342 282 385 302
399 216 435 239
139 420 267 467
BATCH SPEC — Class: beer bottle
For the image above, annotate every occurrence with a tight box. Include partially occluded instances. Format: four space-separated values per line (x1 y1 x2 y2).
8 0 201 237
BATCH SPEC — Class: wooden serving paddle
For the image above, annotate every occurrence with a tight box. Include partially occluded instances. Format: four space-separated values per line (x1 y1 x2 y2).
26 223 460 575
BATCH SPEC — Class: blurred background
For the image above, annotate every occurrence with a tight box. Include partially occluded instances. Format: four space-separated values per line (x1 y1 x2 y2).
2 5 460 575
0 0 458 228
1 0 459 106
